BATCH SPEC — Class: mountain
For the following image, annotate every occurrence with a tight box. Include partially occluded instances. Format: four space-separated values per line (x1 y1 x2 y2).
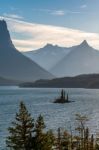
0 76 19 85
0 20 54 82
19 74 99 89
50 40 99 77
23 44 73 71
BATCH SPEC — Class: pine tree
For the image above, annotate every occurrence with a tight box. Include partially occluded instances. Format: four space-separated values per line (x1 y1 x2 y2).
32 114 45 150
57 128 62 150
90 134 94 150
6 101 34 150
67 94 68 102
33 114 54 150
35 114 45 135
84 127 89 150
42 130 55 150
75 114 88 150
61 89 64 99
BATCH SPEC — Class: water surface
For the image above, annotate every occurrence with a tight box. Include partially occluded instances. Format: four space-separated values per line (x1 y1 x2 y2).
0 86 99 149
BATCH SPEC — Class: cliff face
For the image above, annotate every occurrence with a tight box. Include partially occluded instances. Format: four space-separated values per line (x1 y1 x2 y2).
0 20 14 48
0 20 54 82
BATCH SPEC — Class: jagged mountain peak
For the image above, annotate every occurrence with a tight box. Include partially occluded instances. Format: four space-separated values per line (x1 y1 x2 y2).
44 43 59 48
0 20 54 81
50 39 99 77
80 40 89 47
45 43 54 47
0 20 7 29
23 42 72 71
0 19 14 48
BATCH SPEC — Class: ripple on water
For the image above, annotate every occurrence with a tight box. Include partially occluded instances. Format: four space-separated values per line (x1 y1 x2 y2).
0 87 99 149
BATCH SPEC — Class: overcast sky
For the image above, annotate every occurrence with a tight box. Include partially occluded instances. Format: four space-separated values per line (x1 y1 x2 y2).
0 0 99 51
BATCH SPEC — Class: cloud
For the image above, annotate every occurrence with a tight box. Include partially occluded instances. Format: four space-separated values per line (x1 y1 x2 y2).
32 8 83 15
81 5 87 9
32 8 86 16
3 13 23 20
32 8 65 16
51 10 65 16
0 16 99 52
67 10 81 14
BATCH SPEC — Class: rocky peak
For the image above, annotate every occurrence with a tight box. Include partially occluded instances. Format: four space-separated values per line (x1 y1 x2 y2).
0 20 14 48
80 40 89 47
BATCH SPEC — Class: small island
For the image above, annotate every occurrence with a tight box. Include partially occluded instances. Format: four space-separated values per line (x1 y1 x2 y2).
54 89 69 103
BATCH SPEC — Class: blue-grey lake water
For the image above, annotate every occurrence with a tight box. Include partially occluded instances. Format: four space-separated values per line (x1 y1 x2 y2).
0 86 99 149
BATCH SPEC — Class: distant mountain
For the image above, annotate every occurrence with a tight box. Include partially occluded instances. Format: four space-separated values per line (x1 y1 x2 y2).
0 76 19 85
0 20 54 82
23 44 73 71
50 40 99 77
19 74 99 89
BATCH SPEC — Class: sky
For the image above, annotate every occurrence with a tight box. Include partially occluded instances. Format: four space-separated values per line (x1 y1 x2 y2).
0 0 99 51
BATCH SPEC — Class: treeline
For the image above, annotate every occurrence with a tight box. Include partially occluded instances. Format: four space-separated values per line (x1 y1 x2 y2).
6 102 99 150
19 74 99 89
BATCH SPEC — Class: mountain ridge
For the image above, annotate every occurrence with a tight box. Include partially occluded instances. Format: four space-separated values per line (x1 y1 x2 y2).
19 73 99 89
50 40 99 77
0 20 54 82
0 76 20 85
23 43 76 70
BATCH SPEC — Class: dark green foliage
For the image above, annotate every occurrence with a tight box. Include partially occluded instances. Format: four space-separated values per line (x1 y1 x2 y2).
35 114 45 135
95 136 99 150
54 89 69 103
32 115 46 150
20 74 99 89
95 143 99 150
6 102 34 150
67 94 68 102
56 128 62 150
61 89 64 99
32 115 54 150
6 102 98 150
6 103 54 150
90 134 94 150
45 130 55 150
54 114 96 150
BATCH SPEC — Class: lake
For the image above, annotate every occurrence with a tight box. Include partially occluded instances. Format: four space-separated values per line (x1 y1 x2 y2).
0 86 99 149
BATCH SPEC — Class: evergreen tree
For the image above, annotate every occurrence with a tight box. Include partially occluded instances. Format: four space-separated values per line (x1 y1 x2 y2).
84 127 89 150
63 91 65 100
35 114 45 135
42 130 55 150
75 114 88 150
33 114 46 150
90 134 94 150
67 94 68 102
33 115 54 150
57 128 62 150
61 89 63 99
6 101 34 150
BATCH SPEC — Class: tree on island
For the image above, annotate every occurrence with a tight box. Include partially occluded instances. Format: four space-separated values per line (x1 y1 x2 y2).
61 89 64 99
54 89 69 103
67 94 69 102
